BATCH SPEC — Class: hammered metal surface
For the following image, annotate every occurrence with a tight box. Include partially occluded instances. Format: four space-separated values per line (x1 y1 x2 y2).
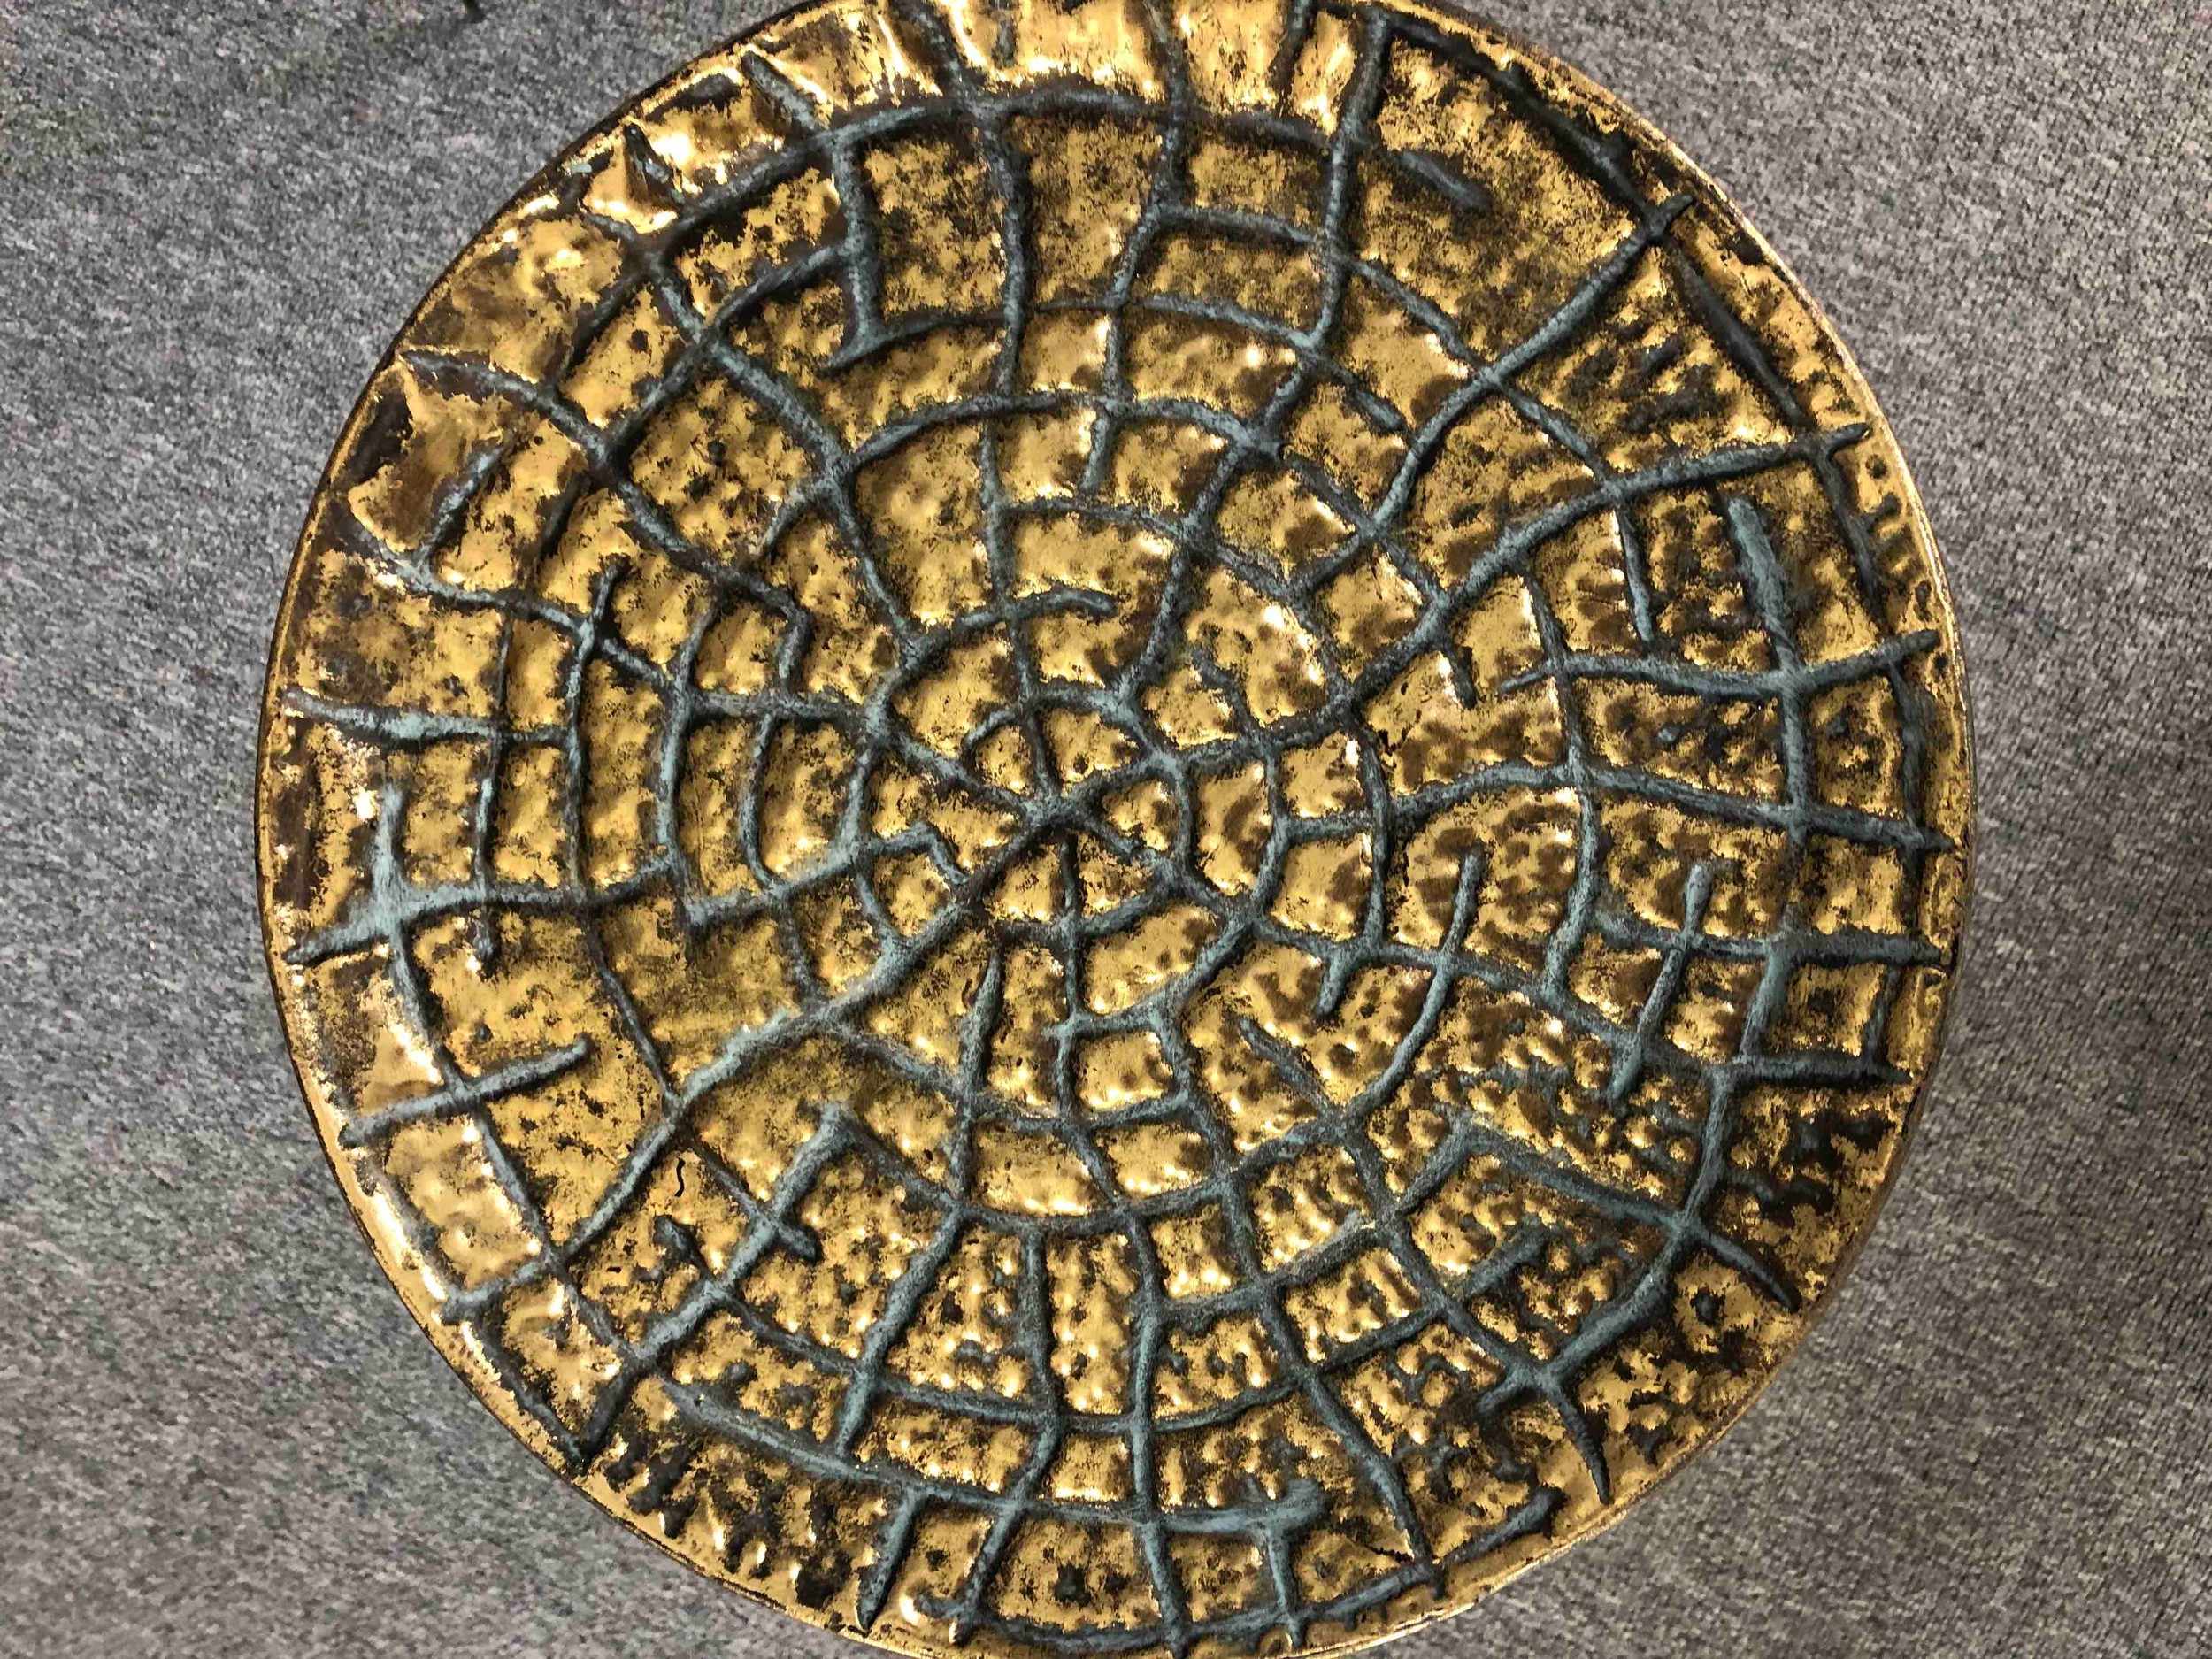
256 2 1972 1652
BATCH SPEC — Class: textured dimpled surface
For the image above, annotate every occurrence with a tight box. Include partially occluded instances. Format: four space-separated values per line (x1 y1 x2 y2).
255 3 1972 1655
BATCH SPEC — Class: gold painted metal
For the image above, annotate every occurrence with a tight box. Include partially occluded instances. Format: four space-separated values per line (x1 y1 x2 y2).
257 2 1973 1653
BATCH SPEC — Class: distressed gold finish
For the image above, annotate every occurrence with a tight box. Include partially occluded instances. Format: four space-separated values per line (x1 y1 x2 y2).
257 3 1972 1653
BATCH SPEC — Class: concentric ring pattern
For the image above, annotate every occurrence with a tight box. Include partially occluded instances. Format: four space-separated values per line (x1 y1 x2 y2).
257 2 1972 1654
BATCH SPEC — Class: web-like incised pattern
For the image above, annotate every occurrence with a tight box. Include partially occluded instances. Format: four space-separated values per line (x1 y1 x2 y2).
258 3 1972 1654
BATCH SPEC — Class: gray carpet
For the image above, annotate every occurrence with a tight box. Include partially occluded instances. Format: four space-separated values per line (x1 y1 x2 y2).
2 2 2206 1654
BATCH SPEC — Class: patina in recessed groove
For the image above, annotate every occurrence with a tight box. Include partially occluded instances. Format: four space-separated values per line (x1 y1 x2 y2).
257 2 1973 1654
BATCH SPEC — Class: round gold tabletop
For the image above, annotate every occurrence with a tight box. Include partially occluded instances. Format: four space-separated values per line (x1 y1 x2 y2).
257 3 1972 1653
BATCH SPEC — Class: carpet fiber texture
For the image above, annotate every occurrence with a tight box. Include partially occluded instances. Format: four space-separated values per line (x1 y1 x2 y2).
1 3 2205 1655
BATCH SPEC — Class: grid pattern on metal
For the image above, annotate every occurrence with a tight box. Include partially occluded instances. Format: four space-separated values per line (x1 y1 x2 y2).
265 3 1959 1651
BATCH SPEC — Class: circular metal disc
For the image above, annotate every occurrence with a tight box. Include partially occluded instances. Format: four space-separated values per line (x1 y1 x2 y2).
257 2 1973 1653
